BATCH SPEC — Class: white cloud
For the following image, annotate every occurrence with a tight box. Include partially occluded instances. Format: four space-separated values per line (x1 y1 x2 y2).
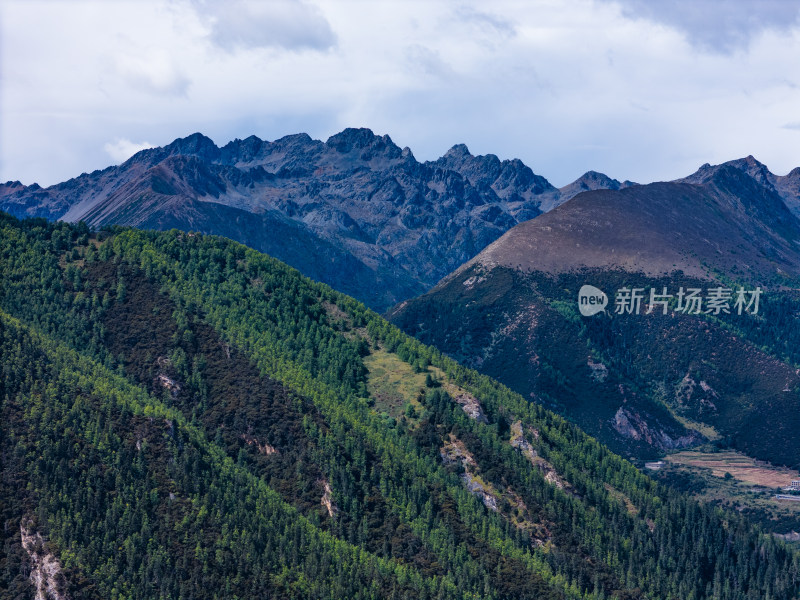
113 50 191 97
599 0 800 54
2 0 800 188
104 138 156 163
191 0 336 52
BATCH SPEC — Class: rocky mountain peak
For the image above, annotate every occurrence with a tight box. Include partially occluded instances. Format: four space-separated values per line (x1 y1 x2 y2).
0 180 25 193
220 135 268 163
681 156 774 189
433 146 556 200
560 170 622 195
702 164 796 232
444 143 472 157
325 128 401 159
726 155 773 187
273 132 315 147
164 132 220 161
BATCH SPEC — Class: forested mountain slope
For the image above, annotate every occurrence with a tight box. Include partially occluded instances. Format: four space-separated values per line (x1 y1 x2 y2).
1 213 799 599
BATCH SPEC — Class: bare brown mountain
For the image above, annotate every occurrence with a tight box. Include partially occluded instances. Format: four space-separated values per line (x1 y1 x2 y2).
456 164 800 284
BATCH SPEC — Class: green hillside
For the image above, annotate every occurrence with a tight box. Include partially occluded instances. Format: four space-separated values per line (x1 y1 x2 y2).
2 213 799 599
389 263 800 470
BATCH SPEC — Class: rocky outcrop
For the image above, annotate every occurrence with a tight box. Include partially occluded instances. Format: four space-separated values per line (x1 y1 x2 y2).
320 480 337 518
440 435 477 468
241 433 278 456
461 472 498 511
612 407 703 451
510 421 572 492
155 373 181 396
451 391 489 424
675 374 719 419
587 359 608 382
20 519 68 600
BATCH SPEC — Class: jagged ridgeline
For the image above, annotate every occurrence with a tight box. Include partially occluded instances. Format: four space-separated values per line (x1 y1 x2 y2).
1 214 798 600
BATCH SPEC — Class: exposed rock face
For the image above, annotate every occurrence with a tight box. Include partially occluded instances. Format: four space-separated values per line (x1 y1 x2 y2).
510 420 536 455
612 407 704 451
588 360 608 382
320 480 337 518
0 129 621 310
461 472 498 511
440 435 477 468
451 390 489 423
510 421 573 492
20 520 68 600
156 373 181 396
241 433 278 456
675 374 719 418
440 436 500 512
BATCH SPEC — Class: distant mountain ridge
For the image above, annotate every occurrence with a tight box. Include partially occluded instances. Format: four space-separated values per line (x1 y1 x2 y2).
0 128 629 310
453 160 800 286
679 155 800 219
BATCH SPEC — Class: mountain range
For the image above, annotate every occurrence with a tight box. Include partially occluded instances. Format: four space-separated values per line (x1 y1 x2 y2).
4 129 800 597
4 130 800 467
0 128 634 310
2 214 797 599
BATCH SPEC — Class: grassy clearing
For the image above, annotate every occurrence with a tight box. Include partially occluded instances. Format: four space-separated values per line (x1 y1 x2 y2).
671 414 720 441
655 393 722 441
364 348 443 420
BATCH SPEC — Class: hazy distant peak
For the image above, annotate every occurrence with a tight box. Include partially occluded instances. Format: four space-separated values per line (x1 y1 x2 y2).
273 132 313 145
1 180 25 190
222 134 266 151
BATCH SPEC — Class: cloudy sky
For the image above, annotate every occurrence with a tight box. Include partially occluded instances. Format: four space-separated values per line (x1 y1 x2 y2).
2 0 800 188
